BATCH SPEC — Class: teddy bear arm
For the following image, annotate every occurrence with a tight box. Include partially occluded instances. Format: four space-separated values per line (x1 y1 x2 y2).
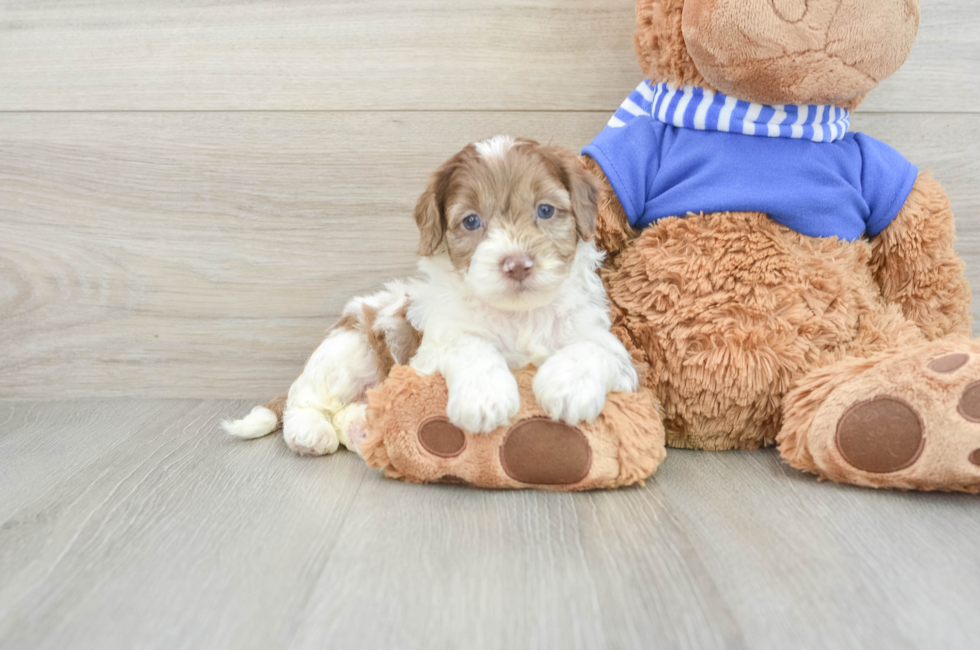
582 155 639 257
363 365 666 491
870 171 972 340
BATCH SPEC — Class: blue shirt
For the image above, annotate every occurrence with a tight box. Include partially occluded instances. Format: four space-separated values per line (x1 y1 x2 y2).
582 82 918 240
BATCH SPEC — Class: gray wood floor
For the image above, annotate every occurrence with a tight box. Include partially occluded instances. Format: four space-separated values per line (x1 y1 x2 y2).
1 399 978 650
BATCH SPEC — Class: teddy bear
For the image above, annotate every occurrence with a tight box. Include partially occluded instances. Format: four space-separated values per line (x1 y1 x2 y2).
364 0 980 493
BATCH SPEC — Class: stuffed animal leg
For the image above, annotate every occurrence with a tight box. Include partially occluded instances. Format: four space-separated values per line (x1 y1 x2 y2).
361 365 666 491
778 338 980 493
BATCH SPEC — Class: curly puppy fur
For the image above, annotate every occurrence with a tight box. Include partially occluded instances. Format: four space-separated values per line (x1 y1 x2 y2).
225 137 639 457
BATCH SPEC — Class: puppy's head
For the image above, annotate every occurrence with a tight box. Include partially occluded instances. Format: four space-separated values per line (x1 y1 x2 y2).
414 136 599 311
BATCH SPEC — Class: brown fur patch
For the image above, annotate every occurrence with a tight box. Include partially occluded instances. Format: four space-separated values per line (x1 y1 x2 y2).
393 302 424 362
433 140 597 275
408 326 423 360
413 146 481 257
334 311 361 331
262 394 287 431
535 146 600 242
362 304 397 380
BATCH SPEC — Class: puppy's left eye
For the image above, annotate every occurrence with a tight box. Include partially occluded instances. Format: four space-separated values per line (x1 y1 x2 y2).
462 214 482 231
536 204 555 220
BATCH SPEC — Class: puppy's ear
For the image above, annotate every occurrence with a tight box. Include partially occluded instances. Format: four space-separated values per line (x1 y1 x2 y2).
567 155 601 241
413 148 468 256
413 179 446 257
541 147 600 241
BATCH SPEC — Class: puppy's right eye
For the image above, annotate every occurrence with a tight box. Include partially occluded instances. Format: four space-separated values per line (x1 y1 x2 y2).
462 214 482 231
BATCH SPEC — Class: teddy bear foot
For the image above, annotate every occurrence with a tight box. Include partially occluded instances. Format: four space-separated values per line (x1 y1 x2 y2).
414 416 592 486
360 365 665 491
778 339 980 492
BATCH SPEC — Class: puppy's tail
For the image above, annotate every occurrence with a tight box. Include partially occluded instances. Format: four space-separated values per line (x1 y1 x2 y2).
221 394 286 439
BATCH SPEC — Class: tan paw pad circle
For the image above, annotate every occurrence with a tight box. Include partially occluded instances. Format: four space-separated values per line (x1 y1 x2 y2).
957 381 980 423
928 353 969 374
417 417 467 457
836 396 925 474
499 417 591 485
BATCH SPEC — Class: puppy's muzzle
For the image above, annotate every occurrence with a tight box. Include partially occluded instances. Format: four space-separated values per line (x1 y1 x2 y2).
500 253 534 282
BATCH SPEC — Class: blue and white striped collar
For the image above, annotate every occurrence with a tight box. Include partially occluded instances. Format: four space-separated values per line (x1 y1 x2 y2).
609 81 851 143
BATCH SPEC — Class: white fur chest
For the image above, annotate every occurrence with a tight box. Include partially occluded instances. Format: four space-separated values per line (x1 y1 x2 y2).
467 301 569 368
404 242 610 373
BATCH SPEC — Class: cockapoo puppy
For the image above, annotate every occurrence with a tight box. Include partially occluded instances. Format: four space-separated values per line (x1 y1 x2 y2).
223 136 638 455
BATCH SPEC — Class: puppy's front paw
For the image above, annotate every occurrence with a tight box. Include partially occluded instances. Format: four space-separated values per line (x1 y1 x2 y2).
283 407 340 456
447 370 521 433
533 356 608 426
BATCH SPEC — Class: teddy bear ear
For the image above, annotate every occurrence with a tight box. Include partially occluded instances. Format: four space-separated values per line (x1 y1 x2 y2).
633 0 710 89
413 148 469 256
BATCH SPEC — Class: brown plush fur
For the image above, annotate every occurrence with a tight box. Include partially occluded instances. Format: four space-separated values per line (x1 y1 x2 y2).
634 0 712 94
583 157 639 257
634 0 917 110
363 365 666 491
593 174 979 490
870 171 973 340
682 0 919 107
576 0 978 492
599 209 926 451
778 338 980 493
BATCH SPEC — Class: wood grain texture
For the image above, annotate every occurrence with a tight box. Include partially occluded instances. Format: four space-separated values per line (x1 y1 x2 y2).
655 449 980 650
0 0 976 113
0 399 187 520
0 399 369 650
2 399 979 650
0 0 641 112
290 475 743 650
2 112 979 398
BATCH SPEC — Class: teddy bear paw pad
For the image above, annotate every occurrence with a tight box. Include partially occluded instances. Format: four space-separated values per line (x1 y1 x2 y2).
835 397 924 473
499 417 592 485
957 380 980 422
417 417 466 458
928 353 969 374
798 342 980 492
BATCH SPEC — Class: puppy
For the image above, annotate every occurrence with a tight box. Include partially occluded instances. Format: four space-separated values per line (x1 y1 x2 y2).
223 136 638 455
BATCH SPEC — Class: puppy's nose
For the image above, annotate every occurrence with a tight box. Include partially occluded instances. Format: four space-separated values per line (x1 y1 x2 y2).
500 253 534 282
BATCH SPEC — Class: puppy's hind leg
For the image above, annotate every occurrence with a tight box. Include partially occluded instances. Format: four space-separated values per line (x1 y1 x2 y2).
283 290 409 456
283 406 342 456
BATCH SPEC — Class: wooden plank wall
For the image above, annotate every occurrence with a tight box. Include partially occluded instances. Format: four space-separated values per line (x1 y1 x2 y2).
2 0 979 399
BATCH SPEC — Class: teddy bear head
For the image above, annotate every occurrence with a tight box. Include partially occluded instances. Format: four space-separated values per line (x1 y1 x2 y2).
635 0 920 109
